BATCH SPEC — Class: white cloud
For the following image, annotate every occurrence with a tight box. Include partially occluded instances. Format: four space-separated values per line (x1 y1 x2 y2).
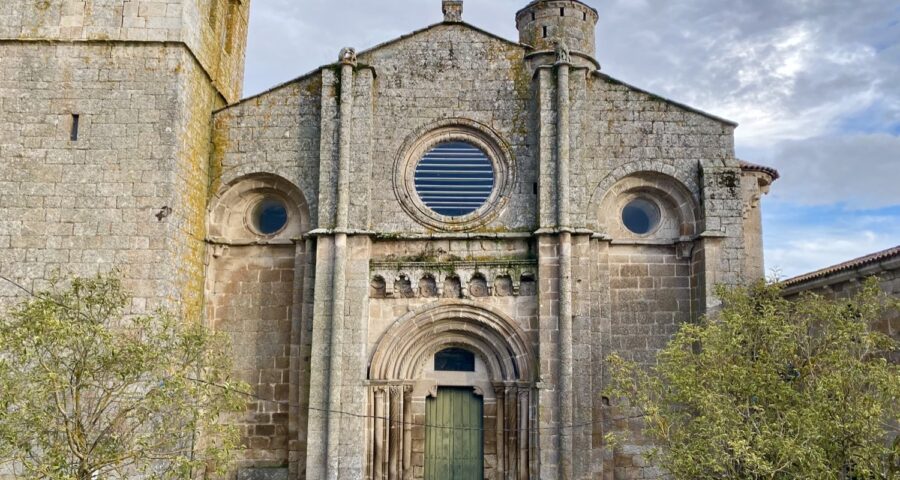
595 0 900 147
243 0 900 152
764 212 900 278
764 133 900 209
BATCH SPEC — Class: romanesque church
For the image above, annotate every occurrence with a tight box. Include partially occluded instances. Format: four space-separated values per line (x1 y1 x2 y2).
0 0 778 478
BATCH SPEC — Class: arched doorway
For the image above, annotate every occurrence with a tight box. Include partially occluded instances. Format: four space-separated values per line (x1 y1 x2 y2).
367 302 537 480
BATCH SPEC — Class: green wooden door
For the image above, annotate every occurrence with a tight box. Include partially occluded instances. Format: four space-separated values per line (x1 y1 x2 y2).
425 387 484 480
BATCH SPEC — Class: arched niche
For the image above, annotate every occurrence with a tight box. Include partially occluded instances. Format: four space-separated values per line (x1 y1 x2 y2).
593 171 700 241
208 172 310 243
204 172 312 473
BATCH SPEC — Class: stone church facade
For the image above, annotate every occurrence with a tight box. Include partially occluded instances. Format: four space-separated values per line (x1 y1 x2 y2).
0 1 778 479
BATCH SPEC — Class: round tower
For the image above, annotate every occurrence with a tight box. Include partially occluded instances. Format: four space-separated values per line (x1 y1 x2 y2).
516 0 599 69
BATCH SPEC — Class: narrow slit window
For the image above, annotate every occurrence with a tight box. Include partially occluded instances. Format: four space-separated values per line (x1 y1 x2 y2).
435 348 475 372
542 25 548 38
531 12 535 21
560 7 565 16
583 11 587 20
70 114 79 141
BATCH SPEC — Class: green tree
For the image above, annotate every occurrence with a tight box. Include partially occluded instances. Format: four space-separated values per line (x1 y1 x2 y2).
0 274 247 479
606 279 900 480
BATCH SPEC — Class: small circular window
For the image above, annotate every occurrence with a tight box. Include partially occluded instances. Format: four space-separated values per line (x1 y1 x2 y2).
622 198 660 235
251 197 288 235
414 141 495 217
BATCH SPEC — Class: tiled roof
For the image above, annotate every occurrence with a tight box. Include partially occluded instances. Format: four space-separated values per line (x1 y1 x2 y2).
782 245 900 287
739 160 780 180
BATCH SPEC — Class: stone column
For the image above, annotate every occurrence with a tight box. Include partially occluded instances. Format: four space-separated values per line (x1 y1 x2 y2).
369 383 411 480
402 387 412 478
388 386 403 478
556 60 574 480
495 385 506 479
518 387 531 480
289 239 313 477
372 386 387 480
324 47 356 480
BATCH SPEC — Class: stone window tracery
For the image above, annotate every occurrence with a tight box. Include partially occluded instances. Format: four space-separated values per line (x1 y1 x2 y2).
593 171 700 242
207 173 309 243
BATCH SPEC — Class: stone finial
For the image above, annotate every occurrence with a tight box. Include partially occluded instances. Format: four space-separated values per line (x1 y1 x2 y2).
555 39 571 65
339 47 357 66
442 0 463 22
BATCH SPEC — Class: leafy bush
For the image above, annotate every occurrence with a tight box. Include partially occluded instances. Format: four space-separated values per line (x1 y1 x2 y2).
606 280 899 479
0 274 247 479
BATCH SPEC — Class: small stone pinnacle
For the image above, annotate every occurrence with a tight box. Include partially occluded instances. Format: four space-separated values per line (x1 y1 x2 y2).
443 0 463 22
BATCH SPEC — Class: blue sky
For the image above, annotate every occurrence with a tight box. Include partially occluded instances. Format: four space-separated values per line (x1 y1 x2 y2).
241 0 900 279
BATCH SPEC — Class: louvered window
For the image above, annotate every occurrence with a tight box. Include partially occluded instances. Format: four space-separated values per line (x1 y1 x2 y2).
414 141 495 217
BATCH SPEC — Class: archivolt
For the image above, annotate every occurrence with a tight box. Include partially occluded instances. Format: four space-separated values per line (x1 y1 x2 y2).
207 172 310 241
369 301 535 383
591 170 700 237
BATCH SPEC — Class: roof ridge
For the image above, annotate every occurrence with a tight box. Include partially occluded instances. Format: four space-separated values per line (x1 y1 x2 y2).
782 245 900 286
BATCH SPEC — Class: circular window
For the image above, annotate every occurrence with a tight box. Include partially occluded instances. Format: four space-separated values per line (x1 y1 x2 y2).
251 197 288 235
394 120 514 231
414 141 495 217
622 198 660 235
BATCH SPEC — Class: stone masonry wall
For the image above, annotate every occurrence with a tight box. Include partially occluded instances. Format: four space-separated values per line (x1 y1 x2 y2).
0 0 249 102
358 24 536 233
207 244 299 471
0 42 217 316
196 14 758 480
211 76 322 226
578 74 734 231
607 245 692 365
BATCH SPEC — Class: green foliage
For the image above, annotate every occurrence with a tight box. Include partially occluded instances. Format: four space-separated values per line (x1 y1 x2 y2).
0 274 248 479
606 279 900 480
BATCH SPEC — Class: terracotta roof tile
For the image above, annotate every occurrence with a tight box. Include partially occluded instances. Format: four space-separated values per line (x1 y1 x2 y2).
739 160 780 180
782 245 900 287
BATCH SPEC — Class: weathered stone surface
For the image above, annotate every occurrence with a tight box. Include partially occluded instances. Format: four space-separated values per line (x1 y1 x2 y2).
1 1 776 479
238 467 290 480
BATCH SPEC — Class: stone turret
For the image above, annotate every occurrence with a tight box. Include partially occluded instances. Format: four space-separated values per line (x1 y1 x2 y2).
516 0 599 69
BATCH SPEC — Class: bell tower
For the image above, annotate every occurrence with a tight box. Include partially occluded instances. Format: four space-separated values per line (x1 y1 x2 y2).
516 0 599 69
0 0 252 317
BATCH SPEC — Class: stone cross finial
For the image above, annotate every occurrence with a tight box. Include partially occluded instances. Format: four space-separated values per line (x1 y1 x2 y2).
442 0 463 22
339 47 357 66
